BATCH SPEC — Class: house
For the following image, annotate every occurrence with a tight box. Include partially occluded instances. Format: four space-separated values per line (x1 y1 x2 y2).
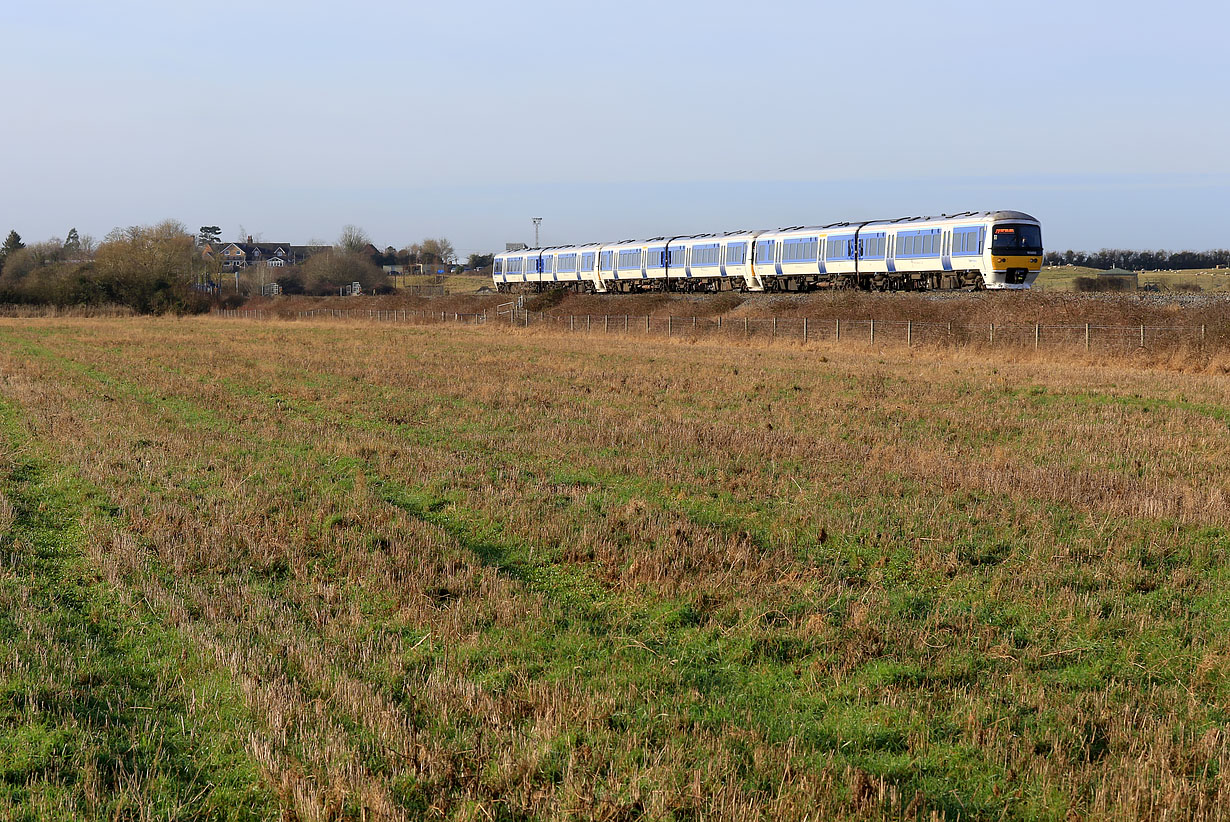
201 237 330 270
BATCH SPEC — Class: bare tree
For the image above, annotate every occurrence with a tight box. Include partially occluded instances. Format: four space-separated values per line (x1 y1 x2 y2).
418 237 456 268
338 225 372 254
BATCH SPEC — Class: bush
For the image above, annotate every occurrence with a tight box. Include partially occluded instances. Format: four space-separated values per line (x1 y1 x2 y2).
1074 276 1134 293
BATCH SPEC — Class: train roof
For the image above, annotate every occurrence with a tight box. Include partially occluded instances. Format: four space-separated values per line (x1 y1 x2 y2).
497 212 1040 254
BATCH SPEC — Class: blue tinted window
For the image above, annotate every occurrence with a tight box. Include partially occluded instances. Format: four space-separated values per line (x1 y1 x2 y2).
692 244 720 266
617 249 642 270
783 238 818 262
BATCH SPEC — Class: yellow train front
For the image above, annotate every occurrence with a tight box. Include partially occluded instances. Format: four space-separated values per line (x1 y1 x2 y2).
983 215 1044 288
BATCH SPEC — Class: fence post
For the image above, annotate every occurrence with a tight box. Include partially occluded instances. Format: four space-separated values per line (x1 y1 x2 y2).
668 315 672 337
906 320 911 347
1140 324 1145 348
744 318 749 337
692 316 697 331
836 318 840 341
989 323 994 345
646 315 650 333
1035 323 1039 350
605 315 609 333
571 315 575 331
1085 323 1090 350
803 317 808 343
625 314 629 332
870 319 875 343
717 316 722 331
587 315 591 332
772 317 777 338
1202 324 1206 343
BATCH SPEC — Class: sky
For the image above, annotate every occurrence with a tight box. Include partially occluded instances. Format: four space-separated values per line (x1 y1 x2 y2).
1 0 1228 257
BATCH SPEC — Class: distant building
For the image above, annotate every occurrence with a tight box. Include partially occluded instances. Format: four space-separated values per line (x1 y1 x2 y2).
1074 268 1138 292
201 237 330 271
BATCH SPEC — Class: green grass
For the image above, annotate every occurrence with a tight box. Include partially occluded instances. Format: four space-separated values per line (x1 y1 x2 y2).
0 399 276 821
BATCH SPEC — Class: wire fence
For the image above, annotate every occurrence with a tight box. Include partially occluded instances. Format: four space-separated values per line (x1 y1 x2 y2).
211 307 1220 354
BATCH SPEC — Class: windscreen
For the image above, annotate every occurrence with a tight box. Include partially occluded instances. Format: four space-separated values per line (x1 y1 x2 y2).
991 224 1043 253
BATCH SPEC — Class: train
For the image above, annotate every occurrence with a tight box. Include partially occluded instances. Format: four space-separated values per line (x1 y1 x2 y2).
492 210 1042 293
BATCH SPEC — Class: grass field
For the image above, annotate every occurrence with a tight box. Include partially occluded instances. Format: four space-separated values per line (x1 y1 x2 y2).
2 317 1229 820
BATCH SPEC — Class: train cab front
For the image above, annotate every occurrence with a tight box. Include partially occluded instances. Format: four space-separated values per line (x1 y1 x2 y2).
986 219 1043 289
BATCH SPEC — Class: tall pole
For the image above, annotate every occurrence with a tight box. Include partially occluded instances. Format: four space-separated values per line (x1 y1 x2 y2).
532 217 542 248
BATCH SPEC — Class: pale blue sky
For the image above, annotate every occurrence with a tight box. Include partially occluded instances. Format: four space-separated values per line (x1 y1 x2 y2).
2 0 1227 256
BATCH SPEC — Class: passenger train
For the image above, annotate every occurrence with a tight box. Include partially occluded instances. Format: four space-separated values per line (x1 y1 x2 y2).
493 211 1042 293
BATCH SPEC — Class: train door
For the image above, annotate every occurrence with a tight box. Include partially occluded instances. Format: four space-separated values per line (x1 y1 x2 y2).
941 231 953 272
753 238 773 288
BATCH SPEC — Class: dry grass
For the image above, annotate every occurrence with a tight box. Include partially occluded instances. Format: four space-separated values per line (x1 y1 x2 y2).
2 316 1230 820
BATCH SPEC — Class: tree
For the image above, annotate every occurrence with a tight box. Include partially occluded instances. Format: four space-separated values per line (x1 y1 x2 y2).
338 225 372 254
91 219 205 313
466 252 494 271
418 237 455 269
198 225 222 246
64 228 81 253
0 230 24 273
299 248 383 295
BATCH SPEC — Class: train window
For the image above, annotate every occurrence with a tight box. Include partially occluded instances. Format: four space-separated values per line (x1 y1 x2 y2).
667 247 686 267
581 252 595 270
646 246 665 268
953 227 981 256
991 224 1042 251
756 242 773 264
618 249 642 270
600 251 613 270
693 244 719 266
725 242 746 265
782 238 818 263
825 237 845 260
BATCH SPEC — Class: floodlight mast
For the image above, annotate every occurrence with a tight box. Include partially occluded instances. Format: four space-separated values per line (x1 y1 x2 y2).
532 217 542 249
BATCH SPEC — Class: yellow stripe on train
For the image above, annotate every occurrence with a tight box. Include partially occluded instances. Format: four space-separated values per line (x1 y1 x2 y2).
991 255 1043 272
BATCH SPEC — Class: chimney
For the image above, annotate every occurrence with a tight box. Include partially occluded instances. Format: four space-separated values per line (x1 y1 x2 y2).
246 235 253 244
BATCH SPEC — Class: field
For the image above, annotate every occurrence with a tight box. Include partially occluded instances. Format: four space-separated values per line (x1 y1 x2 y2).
2 316 1230 820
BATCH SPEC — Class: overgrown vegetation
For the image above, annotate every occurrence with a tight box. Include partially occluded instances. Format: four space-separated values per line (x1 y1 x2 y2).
2 317 1229 819
0 221 211 314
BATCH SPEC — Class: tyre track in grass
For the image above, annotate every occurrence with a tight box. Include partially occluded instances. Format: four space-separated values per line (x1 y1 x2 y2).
0 395 276 821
